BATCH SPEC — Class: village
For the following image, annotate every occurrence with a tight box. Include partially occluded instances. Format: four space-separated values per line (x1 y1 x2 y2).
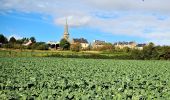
46 20 146 51
0 20 148 51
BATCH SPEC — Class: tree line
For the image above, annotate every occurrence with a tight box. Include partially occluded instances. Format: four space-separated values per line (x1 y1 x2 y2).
0 34 170 60
130 43 170 60
0 34 48 50
58 38 170 60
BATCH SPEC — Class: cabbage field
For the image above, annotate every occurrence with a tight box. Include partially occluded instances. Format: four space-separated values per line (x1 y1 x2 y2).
0 58 170 99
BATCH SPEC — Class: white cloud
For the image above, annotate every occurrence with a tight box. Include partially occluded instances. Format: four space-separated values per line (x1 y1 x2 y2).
147 39 170 46
143 32 170 45
55 15 91 27
1 0 170 15
84 0 170 13
0 0 170 45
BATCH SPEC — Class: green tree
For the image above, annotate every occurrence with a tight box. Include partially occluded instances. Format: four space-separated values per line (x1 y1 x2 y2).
123 47 130 53
30 37 36 43
16 39 23 44
142 42 158 59
21 37 29 43
9 37 16 44
156 46 170 60
36 44 49 50
0 34 8 43
59 38 70 50
130 49 143 60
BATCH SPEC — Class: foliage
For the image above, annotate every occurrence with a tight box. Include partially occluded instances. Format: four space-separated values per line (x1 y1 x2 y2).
0 50 131 59
29 42 49 50
2 43 13 48
13 44 23 49
60 38 70 50
22 37 29 43
9 37 16 44
70 43 81 52
93 43 115 52
142 42 159 60
130 42 169 60
0 34 8 44
30 37 36 43
0 34 169 60
130 49 143 60
122 47 130 53
16 37 29 44
0 58 170 99
16 39 23 44
156 46 170 60
36 44 49 50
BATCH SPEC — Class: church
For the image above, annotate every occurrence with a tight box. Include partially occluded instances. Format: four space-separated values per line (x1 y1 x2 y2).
63 19 69 41
47 20 69 49
47 19 89 50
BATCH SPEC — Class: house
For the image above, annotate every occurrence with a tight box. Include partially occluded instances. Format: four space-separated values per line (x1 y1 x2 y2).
114 41 137 49
23 40 32 46
72 38 89 49
135 43 146 50
47 41 60 49
92 40 106 49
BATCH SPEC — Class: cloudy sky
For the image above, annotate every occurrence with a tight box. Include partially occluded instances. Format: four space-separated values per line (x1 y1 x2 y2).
0 0 170 45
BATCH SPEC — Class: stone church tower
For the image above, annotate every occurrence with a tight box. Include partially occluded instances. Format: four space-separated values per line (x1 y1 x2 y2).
63 19 69 41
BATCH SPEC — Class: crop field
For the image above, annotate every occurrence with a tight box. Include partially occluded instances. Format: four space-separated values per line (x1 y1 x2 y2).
0 58 170 99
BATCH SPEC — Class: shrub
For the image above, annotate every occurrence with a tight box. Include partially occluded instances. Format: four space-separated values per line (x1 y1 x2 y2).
2 43 13 48
60 38 70 50
36 44 49 50
70 43 81 52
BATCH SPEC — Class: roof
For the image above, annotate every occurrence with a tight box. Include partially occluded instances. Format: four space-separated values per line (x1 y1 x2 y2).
114 41 136 45
47 41 60 44
23 40 32 46
137 44 146 47
93 40 105 45
72 38 88 43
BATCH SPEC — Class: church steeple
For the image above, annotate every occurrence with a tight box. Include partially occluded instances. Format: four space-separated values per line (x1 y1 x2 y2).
63 18 69 41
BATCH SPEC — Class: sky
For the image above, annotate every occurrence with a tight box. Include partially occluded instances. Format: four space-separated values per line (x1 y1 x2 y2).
0 0 170 45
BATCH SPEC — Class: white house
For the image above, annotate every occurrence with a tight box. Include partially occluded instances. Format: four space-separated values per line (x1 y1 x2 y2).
72 38 89 49
23 40 32 46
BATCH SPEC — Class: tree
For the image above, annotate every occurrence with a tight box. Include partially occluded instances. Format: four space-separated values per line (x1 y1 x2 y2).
70 43 81 52
156 46 170 60
142 42 158 59
88 43 92 51
30 37 36 43
16 39 23 44
59 38 70 50
130 49 143 60
96 43 114 52
0 34 8 43
24 42 48 50
123 47 130 53
21 37 29 43
9 37 16 44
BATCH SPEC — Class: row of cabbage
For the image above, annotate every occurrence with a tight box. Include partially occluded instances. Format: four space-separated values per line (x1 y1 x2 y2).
0 58 170 99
